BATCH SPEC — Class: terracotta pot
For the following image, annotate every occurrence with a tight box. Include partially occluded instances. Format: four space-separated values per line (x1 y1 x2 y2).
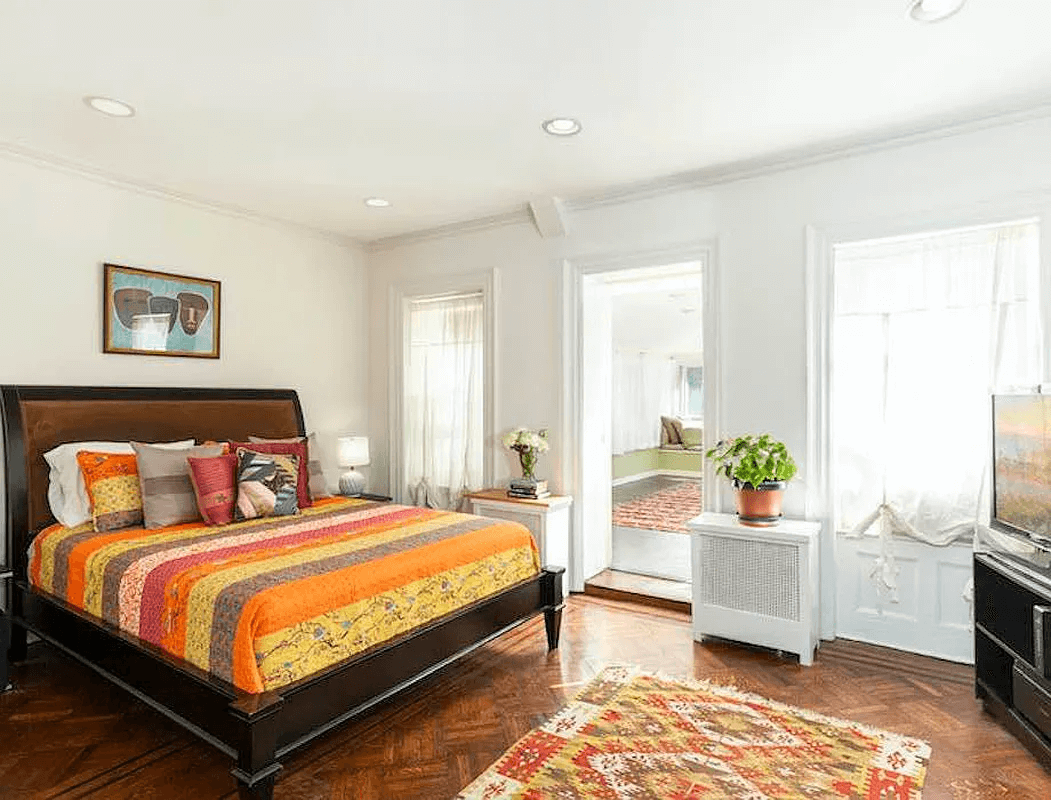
733 480 786 526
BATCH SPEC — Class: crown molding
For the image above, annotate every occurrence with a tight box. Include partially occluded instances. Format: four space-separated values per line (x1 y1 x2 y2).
0 140 361 249
564 97 1051 211
364 207 532 253
364 96 1051 253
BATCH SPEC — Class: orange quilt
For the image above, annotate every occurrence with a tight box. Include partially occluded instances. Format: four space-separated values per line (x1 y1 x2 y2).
29 497 540 693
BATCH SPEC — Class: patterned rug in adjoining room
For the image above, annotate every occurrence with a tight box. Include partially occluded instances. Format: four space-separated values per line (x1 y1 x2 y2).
457 665 930 799
612 480 702 533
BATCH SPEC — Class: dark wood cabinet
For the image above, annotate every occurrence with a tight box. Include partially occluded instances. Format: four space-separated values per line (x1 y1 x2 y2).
975 551 1051 768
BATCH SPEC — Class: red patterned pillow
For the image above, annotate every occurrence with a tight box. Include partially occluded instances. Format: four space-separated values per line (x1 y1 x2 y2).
187 453 238 526
229 440 311 509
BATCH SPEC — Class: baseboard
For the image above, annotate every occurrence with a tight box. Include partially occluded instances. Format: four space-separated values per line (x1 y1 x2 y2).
611 470 659 487
611 469 700 487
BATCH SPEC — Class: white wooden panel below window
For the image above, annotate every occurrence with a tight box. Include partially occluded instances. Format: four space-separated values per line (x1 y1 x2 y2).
835 535 973 663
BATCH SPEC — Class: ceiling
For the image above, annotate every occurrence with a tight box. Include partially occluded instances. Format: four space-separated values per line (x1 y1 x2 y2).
609 264 702 355
2 1 1051 242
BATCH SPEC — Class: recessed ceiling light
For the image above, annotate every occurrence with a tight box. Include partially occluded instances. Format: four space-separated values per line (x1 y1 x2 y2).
364 197 391 208
907 0 966 22
84 95 135 118
542 117 582 137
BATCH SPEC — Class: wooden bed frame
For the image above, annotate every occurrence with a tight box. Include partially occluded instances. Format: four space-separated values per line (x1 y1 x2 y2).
0 385 564 799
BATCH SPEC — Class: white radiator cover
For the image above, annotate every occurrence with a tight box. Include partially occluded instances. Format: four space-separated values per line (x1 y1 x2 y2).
688 512 820 665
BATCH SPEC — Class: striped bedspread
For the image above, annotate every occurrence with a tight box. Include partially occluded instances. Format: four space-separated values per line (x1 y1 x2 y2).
28 498 540 693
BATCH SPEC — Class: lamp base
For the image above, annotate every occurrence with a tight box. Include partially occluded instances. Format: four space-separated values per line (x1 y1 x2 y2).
339 469 366 496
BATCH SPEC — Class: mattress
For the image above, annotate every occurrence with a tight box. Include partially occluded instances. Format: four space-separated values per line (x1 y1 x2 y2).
28 497 540 693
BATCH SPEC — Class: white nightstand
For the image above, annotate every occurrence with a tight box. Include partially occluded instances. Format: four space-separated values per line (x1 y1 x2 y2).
464 489 571 597
687 512 820 665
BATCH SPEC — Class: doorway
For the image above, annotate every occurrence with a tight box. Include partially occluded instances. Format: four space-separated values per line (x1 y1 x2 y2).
569 255 714 606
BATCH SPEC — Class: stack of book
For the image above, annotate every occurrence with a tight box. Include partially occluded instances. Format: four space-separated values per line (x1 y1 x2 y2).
508 478 550 500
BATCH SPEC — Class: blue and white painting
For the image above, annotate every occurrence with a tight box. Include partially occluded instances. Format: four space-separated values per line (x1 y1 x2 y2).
106 265 219 357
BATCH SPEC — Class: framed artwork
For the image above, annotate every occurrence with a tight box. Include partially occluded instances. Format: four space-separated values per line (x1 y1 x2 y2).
103 263 221 358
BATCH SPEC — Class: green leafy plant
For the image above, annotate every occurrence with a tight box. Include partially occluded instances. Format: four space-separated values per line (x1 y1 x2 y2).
705 434 797 489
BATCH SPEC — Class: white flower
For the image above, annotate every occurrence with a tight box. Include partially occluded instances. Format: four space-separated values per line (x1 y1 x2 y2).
502 427 550 452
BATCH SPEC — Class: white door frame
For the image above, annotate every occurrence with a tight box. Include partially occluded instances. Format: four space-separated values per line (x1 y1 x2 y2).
805 194 1051 642
387 269 498 503
562 241 722 592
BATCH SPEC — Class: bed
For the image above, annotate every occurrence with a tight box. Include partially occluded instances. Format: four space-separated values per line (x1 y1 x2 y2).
0 385 564 799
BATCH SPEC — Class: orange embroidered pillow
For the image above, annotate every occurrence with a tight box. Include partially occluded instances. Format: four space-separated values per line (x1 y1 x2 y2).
75 451 144 532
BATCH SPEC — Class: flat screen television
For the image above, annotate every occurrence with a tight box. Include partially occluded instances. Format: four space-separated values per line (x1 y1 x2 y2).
993 393 1051 545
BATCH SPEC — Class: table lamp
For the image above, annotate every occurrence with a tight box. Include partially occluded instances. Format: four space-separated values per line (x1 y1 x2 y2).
337 436 370 496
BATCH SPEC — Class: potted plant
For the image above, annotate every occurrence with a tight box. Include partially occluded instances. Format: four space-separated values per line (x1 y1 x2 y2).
705 434 797 526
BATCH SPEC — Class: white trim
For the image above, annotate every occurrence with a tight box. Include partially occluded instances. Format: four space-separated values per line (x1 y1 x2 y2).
564 100 1051 212
805 225 835 641
388 269 498 503
563 241 720 593
611 470 660 487
659 469 704 479
804 191 1051 643
0 140 359 248
365 208 532 253
359 101 1051 252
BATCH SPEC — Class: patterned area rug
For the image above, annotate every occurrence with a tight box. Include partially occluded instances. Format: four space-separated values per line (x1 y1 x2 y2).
457 665 930 799
612 481 702 533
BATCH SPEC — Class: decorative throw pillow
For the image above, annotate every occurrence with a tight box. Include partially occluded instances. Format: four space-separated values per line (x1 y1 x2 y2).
230 440 311 508
46 438 195 528
75 451 144 532
132 442 225 528
187 453 239 526
234 448 300 521
669 417 686 446
249 433 329 499
660 416 682 446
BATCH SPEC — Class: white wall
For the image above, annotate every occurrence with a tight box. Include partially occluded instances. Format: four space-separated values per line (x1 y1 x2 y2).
0 154 368 497
365 112 1051 593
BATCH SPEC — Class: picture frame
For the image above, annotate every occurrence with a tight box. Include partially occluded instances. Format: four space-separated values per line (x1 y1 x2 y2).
103 263 221 358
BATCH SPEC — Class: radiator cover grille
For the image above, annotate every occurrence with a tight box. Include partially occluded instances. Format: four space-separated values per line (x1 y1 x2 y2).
699 535 800 621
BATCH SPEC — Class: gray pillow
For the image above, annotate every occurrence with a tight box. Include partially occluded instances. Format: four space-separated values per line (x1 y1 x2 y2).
132 442 225 528
248 433 329 498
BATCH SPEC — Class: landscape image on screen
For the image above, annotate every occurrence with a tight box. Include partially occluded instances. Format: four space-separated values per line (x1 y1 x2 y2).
995 394 1051 539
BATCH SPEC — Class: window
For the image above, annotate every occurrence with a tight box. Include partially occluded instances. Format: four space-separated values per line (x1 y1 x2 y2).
677 365 704 418
402 291 485 509
833 221 1041 543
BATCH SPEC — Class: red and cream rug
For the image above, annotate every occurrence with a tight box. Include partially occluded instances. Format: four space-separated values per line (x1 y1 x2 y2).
612 481 702 533
457 665 930 799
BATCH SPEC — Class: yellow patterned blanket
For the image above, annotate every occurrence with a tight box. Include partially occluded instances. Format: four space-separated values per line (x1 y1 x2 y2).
29 498 540 693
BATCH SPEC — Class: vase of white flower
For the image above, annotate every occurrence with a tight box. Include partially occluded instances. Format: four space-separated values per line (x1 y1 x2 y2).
502 427 550 482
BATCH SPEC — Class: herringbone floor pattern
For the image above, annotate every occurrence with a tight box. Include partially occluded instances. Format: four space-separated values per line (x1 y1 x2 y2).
1 595 1049 798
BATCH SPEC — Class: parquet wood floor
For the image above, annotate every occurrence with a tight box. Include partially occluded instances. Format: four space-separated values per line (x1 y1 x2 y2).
2 594 1049 799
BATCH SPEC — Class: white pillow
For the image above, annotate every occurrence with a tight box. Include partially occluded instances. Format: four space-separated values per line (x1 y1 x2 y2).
44 439 195 528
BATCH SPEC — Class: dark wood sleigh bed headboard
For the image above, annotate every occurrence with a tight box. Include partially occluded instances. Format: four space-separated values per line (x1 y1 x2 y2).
1 385 305 579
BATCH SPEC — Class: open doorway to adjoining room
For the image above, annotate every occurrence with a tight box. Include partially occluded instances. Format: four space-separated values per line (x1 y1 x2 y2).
579 261 705 607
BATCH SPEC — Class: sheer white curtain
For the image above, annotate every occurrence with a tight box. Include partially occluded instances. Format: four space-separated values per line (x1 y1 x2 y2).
834 221 1041 595
612 350 677 454
403 292 484 509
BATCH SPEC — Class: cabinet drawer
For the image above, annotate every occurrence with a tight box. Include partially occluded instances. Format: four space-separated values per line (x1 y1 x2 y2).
1014 664 1051 741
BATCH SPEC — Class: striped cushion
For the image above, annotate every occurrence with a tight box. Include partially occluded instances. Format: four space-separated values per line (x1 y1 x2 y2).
248 433 329 499
187 453 239 526
75 451 144 532
132 442 225 529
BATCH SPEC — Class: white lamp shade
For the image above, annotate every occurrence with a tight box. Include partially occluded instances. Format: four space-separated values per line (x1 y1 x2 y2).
338 436 370 467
